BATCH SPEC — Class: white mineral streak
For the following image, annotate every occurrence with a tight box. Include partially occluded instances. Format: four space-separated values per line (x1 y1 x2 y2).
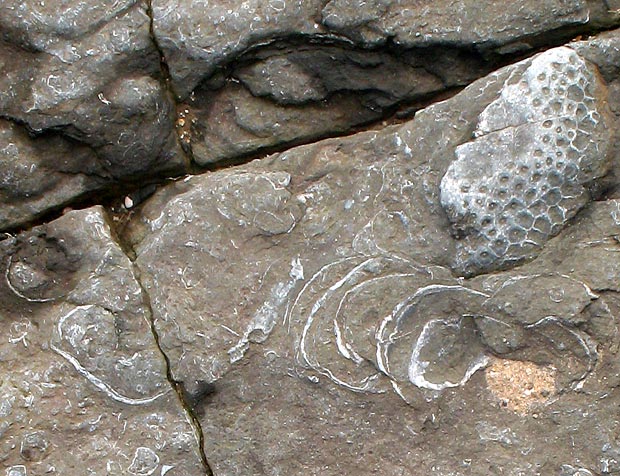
297 257 398 392
376 285 489 378
5 255 55 303
285 256 359 331
408 319 490 391
51 305 169 406
490 273 598 299
334 273 420 365
128 447 159 476
290 47 612 397
160 466 175 476
292 250 496 396
228 256 305 363
298 257 380 367
383 286 490 391
6 465 27 476
612 202 620 226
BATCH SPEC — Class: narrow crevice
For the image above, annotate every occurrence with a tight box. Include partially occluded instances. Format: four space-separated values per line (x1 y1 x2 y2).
144 0 197 169
181 84 467 178
140 276 214 476
138 274 213 476
158 19 620 178
103 210 214 476
0 79 465 237
143 294 214 476
143 14 620 178
144 0 178 101
0 174 175 237
4 21 620 237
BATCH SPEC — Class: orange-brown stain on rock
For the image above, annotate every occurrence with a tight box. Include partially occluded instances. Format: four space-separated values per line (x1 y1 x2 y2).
176 104 196 147
485 358 556 414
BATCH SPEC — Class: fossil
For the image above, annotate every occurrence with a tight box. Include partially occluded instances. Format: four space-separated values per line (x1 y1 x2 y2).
440 47 613 276
289 253 597 402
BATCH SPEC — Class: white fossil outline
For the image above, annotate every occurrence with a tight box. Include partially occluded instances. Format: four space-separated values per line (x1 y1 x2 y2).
51 305 170 406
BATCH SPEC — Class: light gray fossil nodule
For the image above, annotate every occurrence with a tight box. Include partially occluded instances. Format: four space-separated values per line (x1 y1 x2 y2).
440 46 613 276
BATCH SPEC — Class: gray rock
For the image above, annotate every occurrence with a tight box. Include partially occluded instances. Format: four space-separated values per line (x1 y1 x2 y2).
440 47 614 275
234 45 445 106
188 44 489 165
0 207 205 475
151 0 326 98
2 4 620 475
2 1 618 231
0 1 186 230
152 0 620 169
571 28 620 81
321 0 620 49
126 42 620 474
187 82 387 165
153 0 619 98
0 119 104 230
570 28 620 207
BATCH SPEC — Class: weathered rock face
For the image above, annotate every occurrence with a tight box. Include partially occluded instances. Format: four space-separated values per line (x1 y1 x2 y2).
1 0 619 231
0 1 185 230
3 2 620 476
120 39 620 474
441 46 614 275
0 208 205 475
187 43 493 165
320 0 616 49
152 0 614 97
152 0 620 167
0 119 103 230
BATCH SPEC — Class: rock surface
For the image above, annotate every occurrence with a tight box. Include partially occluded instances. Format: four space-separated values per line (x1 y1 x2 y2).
1 0 619 230
153 0 620 167
2 2 620 476
440 46 613 275
186 42 492 165
0 1 185 230
152 0 615 97
0 207 205 474
123 39 619 474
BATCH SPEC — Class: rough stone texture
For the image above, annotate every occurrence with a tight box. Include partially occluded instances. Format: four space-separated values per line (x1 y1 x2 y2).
0 119 104 230
321 0 602 48
152 0 616 97
571 27 620 199
152 0 620 167
440 46 613 275
187 82 388 165
0 207 205 475
122 41 620 474
3 3 620 476
187 44 489 165
0 1 185 230
151 0 325 98
2 0 620 230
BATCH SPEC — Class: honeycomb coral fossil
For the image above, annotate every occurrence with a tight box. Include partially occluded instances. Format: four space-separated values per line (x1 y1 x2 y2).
440 46 613 276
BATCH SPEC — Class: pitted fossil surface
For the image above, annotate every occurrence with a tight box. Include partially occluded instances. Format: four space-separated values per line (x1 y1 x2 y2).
440 47 614 276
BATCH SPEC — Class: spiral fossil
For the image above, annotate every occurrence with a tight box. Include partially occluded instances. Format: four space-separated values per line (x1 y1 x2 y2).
288 253 598 402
